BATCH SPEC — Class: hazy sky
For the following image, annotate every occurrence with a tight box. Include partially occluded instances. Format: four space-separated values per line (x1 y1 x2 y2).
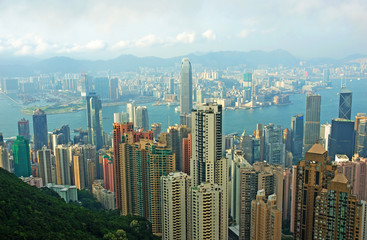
0 0 366 59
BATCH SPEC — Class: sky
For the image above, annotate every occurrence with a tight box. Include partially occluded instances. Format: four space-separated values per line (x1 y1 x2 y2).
0 0 366 60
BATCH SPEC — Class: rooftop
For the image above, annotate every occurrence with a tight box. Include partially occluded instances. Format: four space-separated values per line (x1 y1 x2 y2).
307 143 327 155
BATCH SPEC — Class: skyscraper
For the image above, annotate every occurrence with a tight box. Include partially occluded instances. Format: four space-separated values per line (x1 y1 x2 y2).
18 118 30 140
293 143 336 240
109 77 119 101
180 58 192 116
0 144 10 172
291 114 303 160
303 94 321 154
13 135 31 177
37 146 52 184
263 124 286 166
164 125 189 171
355 114 367 157
182 133 192 174
135 106 149 130
339 87 353 120
33 109 48 150
55 145 71 185
328 118 355 161
86 92 103 149
168 78 175 94
126 102 135 123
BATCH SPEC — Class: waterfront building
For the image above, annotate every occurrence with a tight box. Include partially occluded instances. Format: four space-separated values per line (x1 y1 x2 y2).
180 58 192 115
290 114 303 160
135 106 149 131
161 172 190 240
37 146 52 184
18 118 30 140
250 190 282 240
313 173 362 240
86 92 103 149
33 109 48 150
13 135 31 177
263 124 286 166
339 87 353 120
109 77 119 101
328 118 355 161
303 94 321 154
293 143 336 240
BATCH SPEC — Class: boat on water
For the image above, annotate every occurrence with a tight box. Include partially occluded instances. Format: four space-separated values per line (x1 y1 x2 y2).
174 106 180 112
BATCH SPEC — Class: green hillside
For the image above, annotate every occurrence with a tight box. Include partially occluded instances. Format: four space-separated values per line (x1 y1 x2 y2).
0 168 157 240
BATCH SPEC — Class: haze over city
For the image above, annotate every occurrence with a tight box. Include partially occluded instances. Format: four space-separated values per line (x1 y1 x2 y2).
0 0 366 59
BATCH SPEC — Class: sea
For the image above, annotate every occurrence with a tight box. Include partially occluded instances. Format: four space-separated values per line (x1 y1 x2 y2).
1 78 366 139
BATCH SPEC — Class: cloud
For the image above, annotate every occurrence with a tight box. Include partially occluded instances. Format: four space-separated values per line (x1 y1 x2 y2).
111 40 131 50
239 29 254 38
175 32 195 43
135 34 160 48
202 29 216 40
86 40 106 50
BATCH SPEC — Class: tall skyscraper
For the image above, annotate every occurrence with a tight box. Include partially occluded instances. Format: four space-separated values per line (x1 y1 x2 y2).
102 153 114 192
168 78 175 94
243 73 253 101
18 118 30 140
109 77 119 101
180 58 192 115
293 143 336 240
161 172 191 240
37 146 52 184
13 135 31 177
135 106 149 131
263 124 286 166
291 114 303 160
72 152 85 190
313 173 362 240
163 125 189 171
303 94 321 154
355 114 367 157
320 123 331 150
33 109 48 150
55 145 71 185
86 92 103 149
151 123 161 140
250 190 282 240
323 69 330 85
255 123 264 161
328 118 355 161
339 87 353 120
0 144 10 172
182 133 192 174
126 102 135 123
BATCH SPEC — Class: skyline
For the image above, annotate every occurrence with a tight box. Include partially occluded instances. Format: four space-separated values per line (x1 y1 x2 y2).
0 0 366 60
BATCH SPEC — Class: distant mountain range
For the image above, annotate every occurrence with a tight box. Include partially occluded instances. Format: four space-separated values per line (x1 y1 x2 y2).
0 50 366 77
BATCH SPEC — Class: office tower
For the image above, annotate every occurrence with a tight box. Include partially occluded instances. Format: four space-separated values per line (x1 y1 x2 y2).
190 103 228 239
355 114 367 157
33 109 48 150
163 125 190 171
196 89 203 104
303 94 321 154
320 123 332 150
80 144 98 183
151 123 161 140
336 156 367 201
290 165 297 233
263 124 286 166
168 78 174 94
55 145 71 185
109 77 119 101
113 112 129 124
240 131 261 164
328 118 355 161
161 172 190 240
180 58 192 115
52 125 70 145
102 154 114 192
255 123 264 161
80 73 92 97
339 87 353 120
182 133 192 174
179 113 192 129
291 114 303 160
362 201 367 240
72 152 85 190
293 143 336 240
283 168 292 222
13 136 31 177
283 128 291 152
190 182 221 240
313 173 362 240
86 92 104 149
93 77 109 100
243 73 252 101
323 69 330 84
0 144 10 172
126 102 135 123
135 106 149 130
0 133 3 146
250 190 282 240
18 118 30 140
37 146 52 184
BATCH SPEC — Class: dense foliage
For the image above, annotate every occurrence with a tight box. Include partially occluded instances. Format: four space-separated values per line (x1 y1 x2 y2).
0 168 158 239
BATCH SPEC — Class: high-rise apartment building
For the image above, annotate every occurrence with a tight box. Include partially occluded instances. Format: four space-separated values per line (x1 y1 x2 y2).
293 143 336 240
37 146 52 184
250 190 282 240
55 145 71 185
256 123 264 161
180 58 192 115
320 123 331 150
303 94 321 154
72 151 85 190
86 92 103 149
182 133 192 174
291 114 303 160
283 168 292 222
263 124 285 166
18 118 30 140
33 109 48 150
355 114 367 157
169 78 175 94
109 77 119 101
135 106 149 131
362 200 367 240
126 102 135 123
339 87 353 120
328 118 355 161
102 153 114 192
13 135 31 177
313 173 362 240
0 145 10 172
151 123 161 140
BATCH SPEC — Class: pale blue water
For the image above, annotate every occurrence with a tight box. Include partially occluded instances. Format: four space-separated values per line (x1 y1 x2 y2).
1 79 366 139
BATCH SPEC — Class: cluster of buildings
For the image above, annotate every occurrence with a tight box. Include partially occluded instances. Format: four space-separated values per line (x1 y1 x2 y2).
0 57 367 239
